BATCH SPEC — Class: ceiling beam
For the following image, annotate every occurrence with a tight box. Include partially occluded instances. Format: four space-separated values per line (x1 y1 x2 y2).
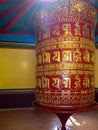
0 0 37 33
0 0 31 19
22 2 40 32
0 0 10 3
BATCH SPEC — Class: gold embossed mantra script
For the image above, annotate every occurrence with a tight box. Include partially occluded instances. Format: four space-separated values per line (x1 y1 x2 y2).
35 0 97 108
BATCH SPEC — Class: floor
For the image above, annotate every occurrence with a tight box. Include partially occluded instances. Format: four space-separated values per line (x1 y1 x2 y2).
0 107 98 130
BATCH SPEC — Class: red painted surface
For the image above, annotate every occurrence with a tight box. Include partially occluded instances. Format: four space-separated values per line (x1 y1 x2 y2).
35 0 97 108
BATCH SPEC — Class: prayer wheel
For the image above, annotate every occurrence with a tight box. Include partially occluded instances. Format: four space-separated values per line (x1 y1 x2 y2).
35 0 97 108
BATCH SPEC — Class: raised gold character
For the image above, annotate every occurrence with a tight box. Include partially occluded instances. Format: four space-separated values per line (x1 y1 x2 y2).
74 75 81 89
42 77 49 88
37 78 42 88
62 24 72 35
83 75 90 88
62 78 71 89
83 50 90 62
75 22 81 36
42 52 50 64
53 25 60 36
37 54 42 64
75 49 81 62
52 78 60 89
53 51 60 62
62 51 72 62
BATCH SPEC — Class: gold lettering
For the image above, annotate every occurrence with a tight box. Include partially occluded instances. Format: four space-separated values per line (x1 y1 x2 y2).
74 75 81 89
74 49 81 62
83 50 90 62
42 77 49 88
37 78 42 88
52 78 60 89
42 52 50 64
37 54 42 64
53 51 60 62
83 75 90 88
62 51 72 62
62 24 72 35
53 25 60 36
75 22 81 36
62 78 71 89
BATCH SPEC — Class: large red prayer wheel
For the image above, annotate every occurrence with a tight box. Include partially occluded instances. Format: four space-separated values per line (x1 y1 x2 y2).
35 0 97 108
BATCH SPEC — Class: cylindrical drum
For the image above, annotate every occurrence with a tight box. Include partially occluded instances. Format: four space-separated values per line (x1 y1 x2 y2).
35 0 97 108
